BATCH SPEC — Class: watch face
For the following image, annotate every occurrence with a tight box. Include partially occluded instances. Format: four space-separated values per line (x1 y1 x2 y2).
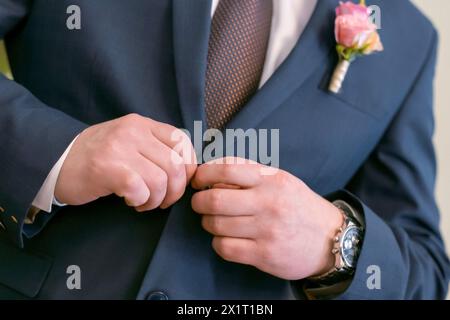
341 226 363 267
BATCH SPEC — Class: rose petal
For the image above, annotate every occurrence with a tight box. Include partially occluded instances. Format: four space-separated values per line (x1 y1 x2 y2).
336 1 369 18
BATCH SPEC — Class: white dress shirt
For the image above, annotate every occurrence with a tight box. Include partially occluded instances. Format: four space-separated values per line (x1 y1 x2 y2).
31 0 318 214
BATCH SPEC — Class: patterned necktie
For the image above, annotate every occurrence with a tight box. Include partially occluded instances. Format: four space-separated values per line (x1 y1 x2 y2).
205 0 273 129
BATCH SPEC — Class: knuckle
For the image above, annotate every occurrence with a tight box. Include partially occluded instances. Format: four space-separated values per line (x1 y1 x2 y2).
114 114 143 137
140 197 158 211
265 225 281 242
161 121 178 131
223 156 236 164
213 238 231 260
191 193 201 212
260 243 277 264
177 128 191 141
112 125 133 141
201 216 209 230
121 172 140 193
102 138 121 155
267 195 283 216
167 161 186 183
122 113 142 123
155 170 169 187
171 127 189 144
208 191 223 212
168 149 183 165
220 163 234 180
202 217 215 233
209 217 222 234
274 171 290 187
152 170 168 195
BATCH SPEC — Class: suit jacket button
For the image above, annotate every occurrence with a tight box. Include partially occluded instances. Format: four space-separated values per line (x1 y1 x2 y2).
146 291 169 300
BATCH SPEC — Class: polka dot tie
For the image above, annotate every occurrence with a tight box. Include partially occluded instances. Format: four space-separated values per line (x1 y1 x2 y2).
205 0 273 129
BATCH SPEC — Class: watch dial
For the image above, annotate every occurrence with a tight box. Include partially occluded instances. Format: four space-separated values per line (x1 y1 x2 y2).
341 226 363 267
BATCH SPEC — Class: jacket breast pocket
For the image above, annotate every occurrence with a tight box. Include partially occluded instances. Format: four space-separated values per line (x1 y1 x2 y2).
0 240 52 299
318 52 401 121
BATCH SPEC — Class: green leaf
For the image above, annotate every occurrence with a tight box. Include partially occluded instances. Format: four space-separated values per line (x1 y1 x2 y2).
336 44 356 62
0 40 12 79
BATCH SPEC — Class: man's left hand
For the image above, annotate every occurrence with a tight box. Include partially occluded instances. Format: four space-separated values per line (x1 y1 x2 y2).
191 157 344 281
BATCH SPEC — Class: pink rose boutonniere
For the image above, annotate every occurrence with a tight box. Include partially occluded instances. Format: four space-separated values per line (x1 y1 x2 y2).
329 0 383 93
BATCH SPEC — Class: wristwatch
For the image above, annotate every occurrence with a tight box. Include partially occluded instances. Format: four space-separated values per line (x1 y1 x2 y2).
308 200 365 286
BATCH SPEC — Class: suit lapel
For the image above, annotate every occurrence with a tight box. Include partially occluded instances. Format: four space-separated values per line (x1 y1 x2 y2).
172 0 212 134
172 0 336 133
227 0 336 130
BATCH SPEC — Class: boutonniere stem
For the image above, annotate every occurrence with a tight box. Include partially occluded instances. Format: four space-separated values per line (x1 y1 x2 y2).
328 0 383 94
329 60 351 94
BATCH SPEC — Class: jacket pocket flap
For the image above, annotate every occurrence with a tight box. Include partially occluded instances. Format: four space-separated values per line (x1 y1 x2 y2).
0 240 52 298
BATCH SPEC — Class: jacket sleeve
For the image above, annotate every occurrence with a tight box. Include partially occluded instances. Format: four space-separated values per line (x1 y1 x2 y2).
333 29 450 299
0 0 88 248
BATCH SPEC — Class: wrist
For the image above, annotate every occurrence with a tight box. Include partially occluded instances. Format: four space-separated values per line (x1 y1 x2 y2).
313 203 345 277
308 200 365 286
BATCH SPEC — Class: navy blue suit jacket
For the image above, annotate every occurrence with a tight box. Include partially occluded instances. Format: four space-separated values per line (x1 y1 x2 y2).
0 0 449 299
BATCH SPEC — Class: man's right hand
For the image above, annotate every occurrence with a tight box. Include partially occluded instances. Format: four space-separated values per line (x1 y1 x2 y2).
55 114 197 212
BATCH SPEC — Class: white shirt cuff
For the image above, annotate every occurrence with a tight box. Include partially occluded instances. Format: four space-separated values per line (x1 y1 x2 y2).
31 136 79 213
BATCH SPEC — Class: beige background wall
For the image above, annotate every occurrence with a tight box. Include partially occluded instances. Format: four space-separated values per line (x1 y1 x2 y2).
0 0 449 298
412 0 450 299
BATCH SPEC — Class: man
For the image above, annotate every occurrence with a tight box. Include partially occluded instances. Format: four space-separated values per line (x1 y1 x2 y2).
0 0 449 299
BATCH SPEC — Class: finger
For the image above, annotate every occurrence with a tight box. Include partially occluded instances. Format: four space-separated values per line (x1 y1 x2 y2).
106 164 150 207
139 139 186 209
212 183 241 189
191 189 256 216
212 237 257 266
202 215 257 239
132 156 169 212
149 120 197 181
192 157 262 190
